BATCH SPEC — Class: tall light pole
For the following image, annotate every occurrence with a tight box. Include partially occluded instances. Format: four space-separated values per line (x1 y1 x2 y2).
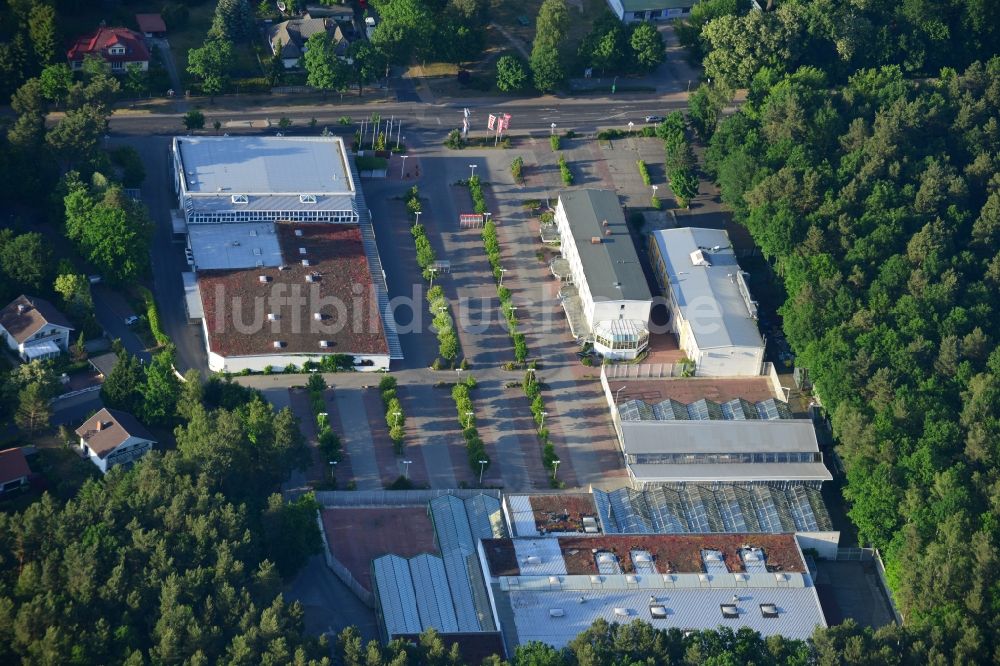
393 411 402 427
540 411 549 428
483 211 492 225
328 460 337 480
469 163 477 181
400 154 409 178
552 458 560 479
465 411 475 428
651 185 658 198
414 210 421 227
478 459 488 485
628 121 634 136
455 367 463 383
402 459 413 479
498 267 508 286
550 122 557 136
427 266 438 289
615 386 627 404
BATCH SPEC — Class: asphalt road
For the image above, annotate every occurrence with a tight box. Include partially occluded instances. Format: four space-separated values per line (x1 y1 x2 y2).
91 285 151 364
120 136 209 375
105 93 693 139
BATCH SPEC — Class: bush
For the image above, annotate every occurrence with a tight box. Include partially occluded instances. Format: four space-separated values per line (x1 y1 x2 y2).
510 156 524 183
558 155 573 185
444 129 464 149
467 175 487 214
636 159 651 186
306 373 326 393
651 195 662 210
550 134 561 151
110 146 146 187
378 375 397 392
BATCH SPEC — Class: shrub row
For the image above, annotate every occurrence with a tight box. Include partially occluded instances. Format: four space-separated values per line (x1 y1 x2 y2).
411 221 436 281
524 370 560 485
136 286 169 347
306 374 342 463
468 175 487 214
452 376 488 473
482 221 528 363
558 155 573 185
428 285 459 366
637 160 651 186
550 135 561 151
378 375 406 452
596 126 657 140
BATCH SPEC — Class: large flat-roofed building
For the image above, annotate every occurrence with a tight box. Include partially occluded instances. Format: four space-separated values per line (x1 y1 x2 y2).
554 190 653 360
173 135 401 370
478 533 826 652
649 228 765 376
197 222 390 372
172 136 358 224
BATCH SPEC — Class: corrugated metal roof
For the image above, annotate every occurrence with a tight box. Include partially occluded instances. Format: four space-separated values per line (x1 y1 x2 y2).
630 462 833 483
465 494 505 539
372 555 422 636
556 190 652 302
651 227 764 351
409 553 460 632
619 420 821 454
513 539 568 576
506 495 539 537
187 223 283 270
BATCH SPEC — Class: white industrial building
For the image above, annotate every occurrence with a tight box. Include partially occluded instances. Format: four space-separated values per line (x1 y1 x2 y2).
170 136 401 372
479 533 827 653
649 228 765 376
554 190 653 360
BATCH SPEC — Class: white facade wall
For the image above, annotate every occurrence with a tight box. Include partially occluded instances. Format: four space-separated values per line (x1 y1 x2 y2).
79 435 154 474
795 532 840 560
207 349 390 374
592 299 652 327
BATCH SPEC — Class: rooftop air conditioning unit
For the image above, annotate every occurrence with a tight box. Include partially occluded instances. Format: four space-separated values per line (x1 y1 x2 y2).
319 340 331 348
605 228 613 236
273 341 286 349
267 313 279 321
591 237 602 244
299 247 307 255
305 274 318 283
302 259 311 267
613 608 629 617
548 608 564 618
259 275 271 283
295 229 303 237
313 313 323 321
649 605 668 618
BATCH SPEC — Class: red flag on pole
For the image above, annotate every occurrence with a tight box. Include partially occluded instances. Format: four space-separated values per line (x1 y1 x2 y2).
502 114 511 130
488 114 497 130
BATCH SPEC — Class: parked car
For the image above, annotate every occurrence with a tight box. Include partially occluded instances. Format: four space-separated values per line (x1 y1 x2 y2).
124 315 140 326
644 115 665 123
88 275 102 284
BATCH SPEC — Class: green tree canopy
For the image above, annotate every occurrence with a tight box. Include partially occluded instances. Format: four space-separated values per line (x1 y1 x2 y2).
187 38 234 99
303 32 349 96
495 55 528 92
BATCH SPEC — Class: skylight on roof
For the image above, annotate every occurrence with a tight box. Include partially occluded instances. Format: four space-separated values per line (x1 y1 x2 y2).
231 194 248 204
299 194 317 204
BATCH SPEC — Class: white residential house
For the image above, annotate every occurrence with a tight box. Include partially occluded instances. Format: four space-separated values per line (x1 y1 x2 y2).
0 295 74 362
649 228 765 376
606 0 696 22
75 408 157 474
554 190 653 360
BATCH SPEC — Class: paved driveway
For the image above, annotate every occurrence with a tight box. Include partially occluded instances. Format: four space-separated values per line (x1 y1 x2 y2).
91 285 151 364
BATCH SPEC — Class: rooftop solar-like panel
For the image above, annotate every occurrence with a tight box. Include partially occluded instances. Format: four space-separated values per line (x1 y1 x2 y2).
687 399 724 421
409 554 460 632
373 555 422 636
653 399 689 420
722 398 759 420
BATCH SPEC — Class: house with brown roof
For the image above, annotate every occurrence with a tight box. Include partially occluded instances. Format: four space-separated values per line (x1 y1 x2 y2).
0 448 31 496
0 295 73 362
75 408 156 474
67 26 150 72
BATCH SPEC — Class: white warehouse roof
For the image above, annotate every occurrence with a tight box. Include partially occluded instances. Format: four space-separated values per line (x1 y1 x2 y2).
652 227 764 351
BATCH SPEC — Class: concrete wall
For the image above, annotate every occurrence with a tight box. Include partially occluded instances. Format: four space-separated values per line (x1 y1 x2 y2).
795 531 840 560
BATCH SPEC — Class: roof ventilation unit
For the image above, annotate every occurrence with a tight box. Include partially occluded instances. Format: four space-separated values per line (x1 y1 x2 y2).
231 194 248 204
319 340 332 348
313 312 323 321
299 194 317 204
548 608 564 618
525 556 541 565
294 229 303 237
590 236 602 244
302 259 311 267
649 605 668 618
267 313 279 321
690 249 711 266
760 603 779 619
272 340 286 349
613 608 629 617
258 275 272 283
305 273 318 283
721 604 739 619
605 228 613 236
299 247 307 255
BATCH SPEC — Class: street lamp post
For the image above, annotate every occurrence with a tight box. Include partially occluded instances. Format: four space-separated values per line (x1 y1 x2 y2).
478 459 488 485
465 411 475 428
628 121 634 136
615 386 627 403
427 266 438 289
540 411 549 428
456 367 463 382
550 122 557 135
483 212 492 225
400 154 409 178
651 184 658 200
469 163 477 181
402 459 413 479
414 210 421 227
552 458 561 479
498 267 508 286
393 411 402 427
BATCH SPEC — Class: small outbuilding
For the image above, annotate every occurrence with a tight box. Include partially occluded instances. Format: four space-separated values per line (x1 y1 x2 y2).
135 13 167 38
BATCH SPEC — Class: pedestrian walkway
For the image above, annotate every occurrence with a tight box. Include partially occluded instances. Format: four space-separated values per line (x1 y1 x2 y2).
334 388 382 490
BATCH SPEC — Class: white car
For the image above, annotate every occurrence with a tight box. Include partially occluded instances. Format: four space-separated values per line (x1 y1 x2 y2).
124 315 140 326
